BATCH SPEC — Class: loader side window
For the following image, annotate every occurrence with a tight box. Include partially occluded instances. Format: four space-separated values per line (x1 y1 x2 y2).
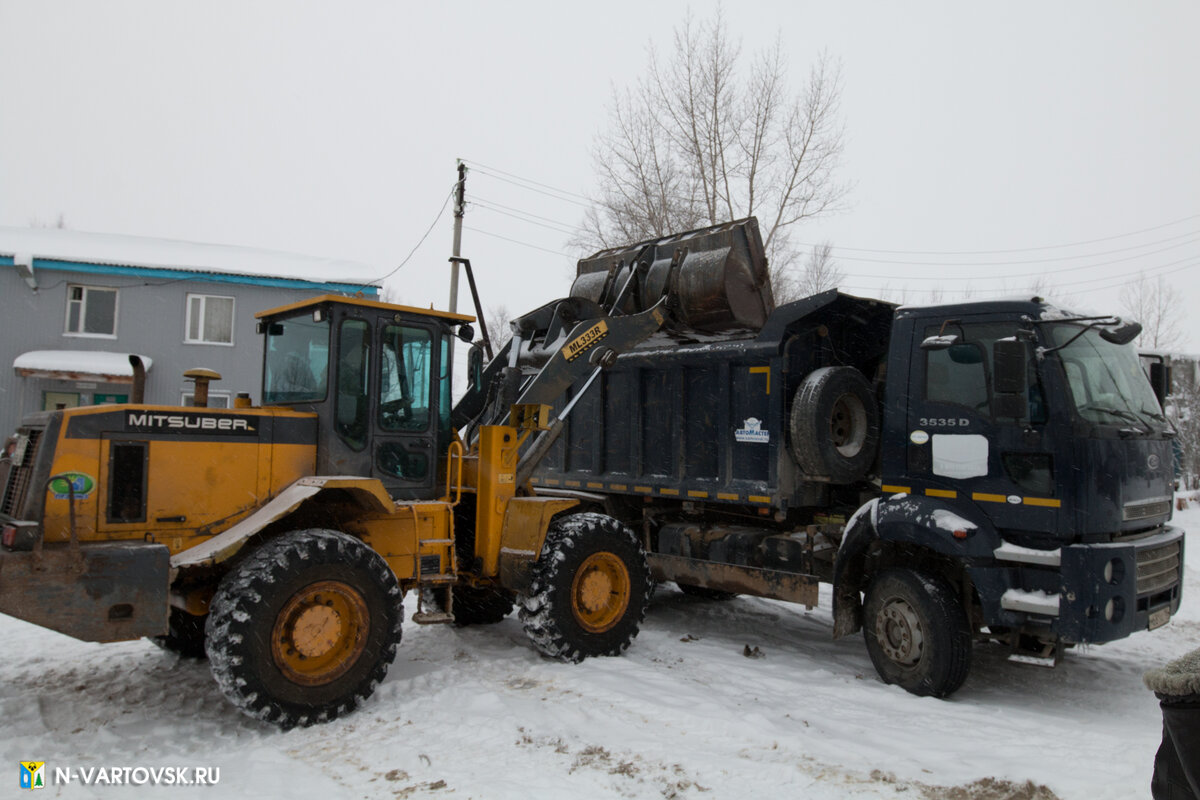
379 325 432 432
263 314 330 403
336 319 370 451
107 441 147 523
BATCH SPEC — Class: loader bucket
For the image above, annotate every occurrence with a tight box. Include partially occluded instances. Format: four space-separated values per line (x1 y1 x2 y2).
571 217 774 332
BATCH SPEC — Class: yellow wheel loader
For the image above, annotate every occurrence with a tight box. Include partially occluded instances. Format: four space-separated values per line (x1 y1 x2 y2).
0 222 760 727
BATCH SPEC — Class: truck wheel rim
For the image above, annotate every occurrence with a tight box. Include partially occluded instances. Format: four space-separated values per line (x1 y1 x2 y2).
876 597 924 666
830 393 868 457
272 581 370 686
570 552 631 634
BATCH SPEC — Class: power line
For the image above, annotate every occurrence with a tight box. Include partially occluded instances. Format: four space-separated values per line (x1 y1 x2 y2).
460 159 592 202
471 200 578 237
370 184 457 284
464 225 574 257
472 196 578 231
469 168 592 208
795 212 1200 257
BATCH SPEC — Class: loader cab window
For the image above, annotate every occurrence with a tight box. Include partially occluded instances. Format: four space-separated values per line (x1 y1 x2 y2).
263 313 330 404
336 319 370 450
379 325 433 432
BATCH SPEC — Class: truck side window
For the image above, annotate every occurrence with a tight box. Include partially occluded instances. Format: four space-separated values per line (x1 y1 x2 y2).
336 319 370 451
923 323 1045 423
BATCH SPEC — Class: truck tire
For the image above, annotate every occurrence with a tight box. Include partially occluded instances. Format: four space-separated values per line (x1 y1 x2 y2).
152 609 208 659
519 512 651 662
862 568 971 697
789 366 880 483
205 529 402 728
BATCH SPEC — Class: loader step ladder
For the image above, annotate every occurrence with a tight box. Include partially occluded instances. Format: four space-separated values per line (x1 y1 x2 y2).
412 536 457 625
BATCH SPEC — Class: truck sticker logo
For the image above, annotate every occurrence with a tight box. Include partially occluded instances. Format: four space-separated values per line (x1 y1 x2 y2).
49 473 95 500
735 417 770 443
910 430 929 445
1147 454 1160 470
125 412 257 435
561 320 609 362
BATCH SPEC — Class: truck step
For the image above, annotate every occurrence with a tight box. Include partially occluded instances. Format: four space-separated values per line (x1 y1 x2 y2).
411 611 455 625
417 573 457 584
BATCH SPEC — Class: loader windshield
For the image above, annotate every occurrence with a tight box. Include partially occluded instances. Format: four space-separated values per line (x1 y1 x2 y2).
263 313 330 403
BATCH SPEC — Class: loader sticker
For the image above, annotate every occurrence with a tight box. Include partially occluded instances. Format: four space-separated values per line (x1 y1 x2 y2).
19 761 45 790
734 418 770 443
49 474 94 501
125 412 257 436
561 320 609 362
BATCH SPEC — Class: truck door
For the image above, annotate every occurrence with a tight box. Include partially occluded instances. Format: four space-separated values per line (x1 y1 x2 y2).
905 319 1060 532
372 321 443 500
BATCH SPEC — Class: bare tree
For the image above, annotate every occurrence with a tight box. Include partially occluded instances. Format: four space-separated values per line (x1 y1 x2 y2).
777 240 845 303
1122 272 1183 350
482 305 511 351
575 7 848 284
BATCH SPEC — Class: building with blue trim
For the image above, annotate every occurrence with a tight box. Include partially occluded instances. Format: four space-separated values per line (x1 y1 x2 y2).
0 226 380 435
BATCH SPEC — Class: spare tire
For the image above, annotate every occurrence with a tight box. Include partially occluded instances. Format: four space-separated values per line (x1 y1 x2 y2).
789 366 879 483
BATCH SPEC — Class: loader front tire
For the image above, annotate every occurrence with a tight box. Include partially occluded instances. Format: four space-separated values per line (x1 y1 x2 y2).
519 513 650 662
205 529 402 728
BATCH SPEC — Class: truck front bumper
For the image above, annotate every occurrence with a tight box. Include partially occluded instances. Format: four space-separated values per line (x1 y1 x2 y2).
970 525 1184 644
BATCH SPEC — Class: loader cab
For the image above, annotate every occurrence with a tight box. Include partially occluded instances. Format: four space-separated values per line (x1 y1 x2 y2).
257 295 475 500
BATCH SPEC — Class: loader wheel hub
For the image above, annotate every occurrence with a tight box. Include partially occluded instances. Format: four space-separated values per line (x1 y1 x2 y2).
272 581 370 686
571 552 631 634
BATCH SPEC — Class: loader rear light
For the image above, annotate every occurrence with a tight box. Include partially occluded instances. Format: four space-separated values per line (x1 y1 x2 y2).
2 523 16 548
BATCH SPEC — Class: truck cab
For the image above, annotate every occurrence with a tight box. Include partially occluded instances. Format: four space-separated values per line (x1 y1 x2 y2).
878 299 1181 648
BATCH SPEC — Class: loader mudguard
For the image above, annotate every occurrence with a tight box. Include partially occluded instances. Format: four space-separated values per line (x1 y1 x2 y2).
495 496 579 594
171 476 395 569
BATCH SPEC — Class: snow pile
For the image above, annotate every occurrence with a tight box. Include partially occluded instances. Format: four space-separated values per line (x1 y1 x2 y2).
2 509 1198 798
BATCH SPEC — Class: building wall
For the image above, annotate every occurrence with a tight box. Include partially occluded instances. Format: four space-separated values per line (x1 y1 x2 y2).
0 260 360 435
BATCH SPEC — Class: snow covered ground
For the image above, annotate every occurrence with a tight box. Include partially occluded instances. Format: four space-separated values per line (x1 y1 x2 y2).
4 507 1198 799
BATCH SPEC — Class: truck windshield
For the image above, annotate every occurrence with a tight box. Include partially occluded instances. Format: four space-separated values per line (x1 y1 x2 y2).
263 313 330 403
1048 324 1165 430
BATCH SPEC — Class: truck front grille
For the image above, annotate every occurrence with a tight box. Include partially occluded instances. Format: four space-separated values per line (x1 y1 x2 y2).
1124 497 1172 522
1136 540 1181 596
1 429 41 519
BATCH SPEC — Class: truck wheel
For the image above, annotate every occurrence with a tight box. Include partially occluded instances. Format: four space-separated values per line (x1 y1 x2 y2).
677 583 737 601
519 512 650 662
790 367 880 483
862 568 971 697
205 529 402 728
152 609 208 659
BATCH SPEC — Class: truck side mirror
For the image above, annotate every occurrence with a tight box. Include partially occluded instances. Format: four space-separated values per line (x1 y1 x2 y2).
1150 362 1172 407
993 339 1028 419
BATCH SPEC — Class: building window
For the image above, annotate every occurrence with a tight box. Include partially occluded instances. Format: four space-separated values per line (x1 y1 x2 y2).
185 294 235 345
65 285 118 337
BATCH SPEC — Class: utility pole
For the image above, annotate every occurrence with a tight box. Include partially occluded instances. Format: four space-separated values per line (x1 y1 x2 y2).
448 160 467 314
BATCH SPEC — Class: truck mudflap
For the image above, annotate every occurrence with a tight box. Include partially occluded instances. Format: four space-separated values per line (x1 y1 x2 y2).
0 541 169 642
970 525 1184 644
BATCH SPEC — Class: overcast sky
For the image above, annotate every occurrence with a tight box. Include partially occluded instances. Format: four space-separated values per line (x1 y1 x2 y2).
2 1 1198 349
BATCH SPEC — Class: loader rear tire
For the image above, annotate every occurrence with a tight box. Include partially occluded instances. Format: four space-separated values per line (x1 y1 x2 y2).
153 609 208 659
862 568 971 697
205 529 402 728
520 513 650 662
790 366 880 483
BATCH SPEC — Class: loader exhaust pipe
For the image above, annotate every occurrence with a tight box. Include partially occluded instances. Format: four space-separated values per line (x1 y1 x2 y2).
184 368 221 408
128 355 146 404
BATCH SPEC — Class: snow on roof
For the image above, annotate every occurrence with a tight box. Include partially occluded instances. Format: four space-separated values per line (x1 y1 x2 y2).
14 350 153 381
0 226 381 288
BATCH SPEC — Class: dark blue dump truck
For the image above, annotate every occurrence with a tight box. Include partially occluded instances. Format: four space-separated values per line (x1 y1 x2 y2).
483 218 1183 697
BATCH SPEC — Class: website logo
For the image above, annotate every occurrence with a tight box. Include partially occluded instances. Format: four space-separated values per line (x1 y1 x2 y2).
19 762 45 790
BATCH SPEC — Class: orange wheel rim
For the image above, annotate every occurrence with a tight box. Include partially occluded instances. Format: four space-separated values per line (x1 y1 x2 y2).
271 580 370 686
570 552 631 634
